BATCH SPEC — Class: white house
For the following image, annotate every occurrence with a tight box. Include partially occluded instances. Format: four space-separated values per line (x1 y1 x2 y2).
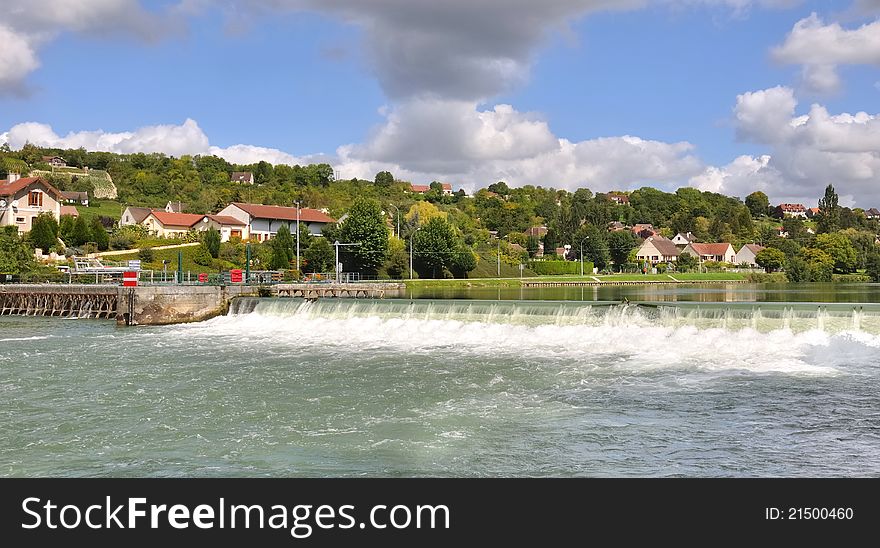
230 172 255 184
410 182 453 196
216 202 336 241
682 243 737 263
735 244 765 267
165 201 188 213
0 175 63 234
671 232 695 247
776 203 807 218
141 211 247 241
120 206 153 226
635 236 680 265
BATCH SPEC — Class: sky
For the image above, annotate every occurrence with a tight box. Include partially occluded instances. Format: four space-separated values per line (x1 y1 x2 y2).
0 0 879 206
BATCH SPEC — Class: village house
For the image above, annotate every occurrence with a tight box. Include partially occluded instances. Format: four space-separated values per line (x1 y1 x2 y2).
141 211 247 242
59 205 79 218
671 232 696 247
119 206 153 226
42 156 67 168
806 207 820 219
607 221 626 232
682 242 737 264
216 202 336 241
230 171 255 184
607 192 630 206
60 190 88 206
0 174 63 234
635 236 680 265
165 201 188 213
524 226 548 238
735 244 765 267
410 182 453 196
865 208 880 220
632 223 658 239
776 203 807 218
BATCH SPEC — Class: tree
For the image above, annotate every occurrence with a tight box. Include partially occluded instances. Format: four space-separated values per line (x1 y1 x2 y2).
194 243 213 266
676 252 698 272
29 213 59 252
607 231 637 270
384 236 409 278
412 216 457 278
204 228 221 258
338 198 389 273
755 247 786 272
71 216 91 247
815 232 857 273
405 201 446 226
90 217 109 251
817 184 840 233
449 246 478 278
745 191 770 218
59 214 76 247
786 255 809 282
269 225 294 270
139 247 155 263
802 248 834 281
487 181 510 196
303 237 334 273
374 171 394 187
866 252 880 282
0 226 35 274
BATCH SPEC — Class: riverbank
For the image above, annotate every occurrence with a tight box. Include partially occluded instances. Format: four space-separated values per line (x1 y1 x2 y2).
404 272 747 289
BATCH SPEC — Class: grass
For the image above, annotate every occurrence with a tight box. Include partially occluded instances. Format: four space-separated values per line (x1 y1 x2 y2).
110 245 231 274
75 200 125 220
404 271 746 288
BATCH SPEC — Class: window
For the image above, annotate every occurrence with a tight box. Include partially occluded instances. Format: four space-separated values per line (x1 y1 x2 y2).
15 217 25 224
28 191 42 207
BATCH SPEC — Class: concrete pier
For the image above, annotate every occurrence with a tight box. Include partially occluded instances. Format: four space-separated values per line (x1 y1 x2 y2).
117 285 263 326
0 285 118 318
275 283 405 299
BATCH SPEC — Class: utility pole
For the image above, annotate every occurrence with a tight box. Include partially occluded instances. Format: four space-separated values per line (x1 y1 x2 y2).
295 200 301 271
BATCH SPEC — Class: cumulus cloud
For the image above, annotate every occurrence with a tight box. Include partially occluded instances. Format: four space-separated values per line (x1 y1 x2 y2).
0 1 177 94
690 86 880 205
772 13 880 93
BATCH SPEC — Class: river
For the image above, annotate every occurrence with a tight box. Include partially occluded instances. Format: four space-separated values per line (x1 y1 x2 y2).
1 283 879 477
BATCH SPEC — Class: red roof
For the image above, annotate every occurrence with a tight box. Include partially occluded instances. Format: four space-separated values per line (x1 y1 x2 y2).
0 176 63 198
148 211 206 228
230 203 335 223
59 205 79 217
207 215 246 226
410 183 452 192
778 203 806 212
688 243 733 257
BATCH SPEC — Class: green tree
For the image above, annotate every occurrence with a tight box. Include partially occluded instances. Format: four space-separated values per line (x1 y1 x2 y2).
817 184 840 233
745 191 770 218
374 171 394 187
412 216 457 278
384 236 409 278
487 181 510 196
59 214 76 247
675 252 699 272
802 248 834 281
786 255 809 282
303 237 334 273
29 213 59 252
338 198 389 273
755 247 786 272
0 226 35 274
815 232 857 273
71 216 91 247
194 243 213 266
866 252 880 282
204 228 221 258
449 246 478 278
269 225 294 270
138 247 154 263
90 217 109 251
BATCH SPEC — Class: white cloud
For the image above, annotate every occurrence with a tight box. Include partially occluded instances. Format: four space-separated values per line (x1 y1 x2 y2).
772 13 880 93
0 25 40 95
692 86 880 205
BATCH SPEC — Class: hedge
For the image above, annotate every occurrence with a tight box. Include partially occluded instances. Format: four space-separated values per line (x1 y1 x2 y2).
528 260 592 275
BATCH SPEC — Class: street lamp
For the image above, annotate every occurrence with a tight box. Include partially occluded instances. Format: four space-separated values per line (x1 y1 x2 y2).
294 200 301 271
579 236 590 276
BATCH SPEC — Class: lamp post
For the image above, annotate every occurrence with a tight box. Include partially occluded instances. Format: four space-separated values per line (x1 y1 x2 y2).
294 200 301 271
579 236 590 276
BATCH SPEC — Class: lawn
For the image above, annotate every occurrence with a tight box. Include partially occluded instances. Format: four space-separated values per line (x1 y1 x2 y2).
75 200 125 220
110 245 231 275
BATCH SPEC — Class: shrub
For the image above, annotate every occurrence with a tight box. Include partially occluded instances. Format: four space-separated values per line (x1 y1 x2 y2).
138 247 155 263
528 260 590 275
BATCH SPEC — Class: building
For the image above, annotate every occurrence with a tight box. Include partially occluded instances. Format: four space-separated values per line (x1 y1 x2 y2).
216 202 336 241
42 156 67 168
524 226 548 238
207 215 248 242
776 203 807 218
60 191 89 206
607 221 626 232
682 242 737 263
735 244 765 267
806 207 821 219
165 201 188 213
635 236 680 265
607 192 630 206
632 223 658 239
865 208 880 220
0 175 62 234
671 232 696 247
410 182 453 196
230 172 255 184
120 206 154 226
59 205 79 218
141 211 247 241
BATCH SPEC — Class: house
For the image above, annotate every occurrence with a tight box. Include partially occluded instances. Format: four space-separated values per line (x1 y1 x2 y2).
410 182 453 196
140 211 247 242
671 232 696 247
42 156 67 168
60 191 88 206
59 205 79 218
607 192 630 206
682 242 737 264
165 201 188 213
735 244 765 267
806 207 821 219
636 236 680 265
865 208 880 220
632 223 658 239
119 206 154 226
0 174 63 234
216 202 336 241
206 215 248 242
524 226 548 238
607 221 626 232
776 203 807 218
230 171 255 184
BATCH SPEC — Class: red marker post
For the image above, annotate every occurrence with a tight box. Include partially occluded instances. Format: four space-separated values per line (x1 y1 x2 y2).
123 271 138 287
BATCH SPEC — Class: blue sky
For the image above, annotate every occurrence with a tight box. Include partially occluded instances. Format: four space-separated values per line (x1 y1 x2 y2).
1 0 879 204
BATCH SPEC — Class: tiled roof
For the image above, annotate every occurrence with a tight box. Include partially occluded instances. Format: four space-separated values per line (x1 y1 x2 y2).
149 211 206 228
645 237 680 257
230 203 335 223
207 215 246 226
688 243 733 256
0 177 63 198
59 205 79 217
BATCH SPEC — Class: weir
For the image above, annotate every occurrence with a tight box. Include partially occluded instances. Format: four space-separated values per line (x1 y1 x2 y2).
0 285 118 318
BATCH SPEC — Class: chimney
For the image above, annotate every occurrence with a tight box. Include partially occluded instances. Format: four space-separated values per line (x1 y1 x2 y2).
7 172 20 184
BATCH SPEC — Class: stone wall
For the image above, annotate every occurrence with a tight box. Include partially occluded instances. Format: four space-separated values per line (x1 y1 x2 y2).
118 285 261 326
